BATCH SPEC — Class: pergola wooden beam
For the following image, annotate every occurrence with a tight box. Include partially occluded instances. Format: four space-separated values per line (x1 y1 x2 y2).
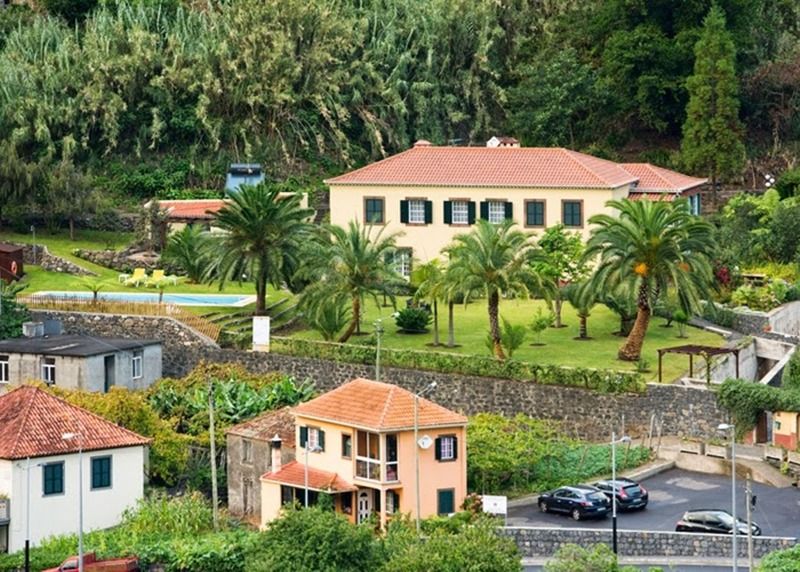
656 344 740 384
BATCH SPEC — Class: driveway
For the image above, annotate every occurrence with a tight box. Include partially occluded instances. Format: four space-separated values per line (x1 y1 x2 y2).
508 468 800 538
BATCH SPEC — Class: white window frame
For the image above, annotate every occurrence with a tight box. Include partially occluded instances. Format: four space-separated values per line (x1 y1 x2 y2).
408 199 426 224
487 201 506 224
439 436 455 461
41 358 56 385
307 427 320 450
0 356 8 384
394 250 412 280
451 201 469 225
131 352 143 380
356 430 381 481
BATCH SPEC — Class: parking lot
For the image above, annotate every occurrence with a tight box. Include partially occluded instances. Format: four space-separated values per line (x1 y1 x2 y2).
508 468 800 537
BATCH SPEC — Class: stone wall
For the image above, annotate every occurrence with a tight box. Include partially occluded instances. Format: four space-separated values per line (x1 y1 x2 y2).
733 302 800 343
12 243 94 276
502 526 795 559
32 310 728 439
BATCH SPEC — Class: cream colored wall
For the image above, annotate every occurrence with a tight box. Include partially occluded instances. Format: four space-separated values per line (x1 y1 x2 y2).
774 411 798 436
396 425 467 518
330 184 629 262
294 416 356 478
260 481 283 528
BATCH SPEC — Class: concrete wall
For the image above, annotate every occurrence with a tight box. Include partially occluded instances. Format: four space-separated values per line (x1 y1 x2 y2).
502 526 796 559
330 183 631 262
226 435 294 519
733 301 800 342
6 445 146 552
707 339 758 382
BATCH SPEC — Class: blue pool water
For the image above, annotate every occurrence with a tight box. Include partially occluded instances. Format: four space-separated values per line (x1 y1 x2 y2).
35 291 254 307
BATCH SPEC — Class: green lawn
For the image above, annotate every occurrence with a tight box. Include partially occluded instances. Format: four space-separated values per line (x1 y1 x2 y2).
294 297 725 382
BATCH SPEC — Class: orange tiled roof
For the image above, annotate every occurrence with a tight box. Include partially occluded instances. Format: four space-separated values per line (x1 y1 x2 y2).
0 386 151 460
155 199 227 220
226 407 296 446
326 145 639 189
261 460 356 492
292 378 467 432
620 163 707 192
628 192 679 202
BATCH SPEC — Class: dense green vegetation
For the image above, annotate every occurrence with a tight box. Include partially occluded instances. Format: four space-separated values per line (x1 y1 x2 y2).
718 379 800 437
1 0 799 228
467 414 651 496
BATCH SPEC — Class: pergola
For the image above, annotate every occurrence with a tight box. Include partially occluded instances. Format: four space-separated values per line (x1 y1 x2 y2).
656 344 740 384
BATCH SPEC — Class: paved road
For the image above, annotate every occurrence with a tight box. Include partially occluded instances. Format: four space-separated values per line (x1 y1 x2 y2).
509 468 800 537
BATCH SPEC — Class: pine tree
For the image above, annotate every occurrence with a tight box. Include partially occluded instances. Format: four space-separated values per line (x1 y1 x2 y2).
681 4 745 208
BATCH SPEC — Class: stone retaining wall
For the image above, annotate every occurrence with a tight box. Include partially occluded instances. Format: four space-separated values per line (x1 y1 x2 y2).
502 527 795 559
31 310 728 439
733 302 800 343
13 243 94 276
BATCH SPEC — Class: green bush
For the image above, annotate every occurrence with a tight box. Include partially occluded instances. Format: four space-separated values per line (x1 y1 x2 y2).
731 284 780 311
393 307 432 333
759 543 800 571
156 188 224 200
718 379 800 436
544 543 642 572
702 302 737 328
0 284 30 338
782 351 800 392
271 337 645 394
774 167 800 200
467 413 651 495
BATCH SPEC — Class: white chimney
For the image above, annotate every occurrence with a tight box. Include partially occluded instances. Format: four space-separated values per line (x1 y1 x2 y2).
486 136 520 148
252 316 270 352
270 434 282 472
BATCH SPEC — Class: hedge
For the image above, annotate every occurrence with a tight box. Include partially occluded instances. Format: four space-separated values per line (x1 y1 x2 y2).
271 337 645 394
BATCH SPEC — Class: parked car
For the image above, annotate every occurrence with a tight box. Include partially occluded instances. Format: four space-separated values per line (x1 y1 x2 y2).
675 509 761 536
593 477 649 510
538 485 611 521
43 552 139 572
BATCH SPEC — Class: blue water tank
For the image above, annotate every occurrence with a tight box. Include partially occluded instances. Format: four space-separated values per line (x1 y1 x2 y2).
225 163 264 193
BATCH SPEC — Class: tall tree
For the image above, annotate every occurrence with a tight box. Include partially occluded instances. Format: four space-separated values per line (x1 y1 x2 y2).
297 221 404 343
584 199 716 361
681 4 745 206
208 183 313 315
532 224 587 328
444 219 540 359
412 259 446 346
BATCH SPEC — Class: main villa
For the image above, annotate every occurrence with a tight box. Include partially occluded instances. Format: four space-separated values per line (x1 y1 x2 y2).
328 138 706 274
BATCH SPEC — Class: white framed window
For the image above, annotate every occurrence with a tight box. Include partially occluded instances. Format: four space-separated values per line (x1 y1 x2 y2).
393 249 412 280
487 201 506 224
451 201 469 225
0 356 8 384
308 427 320 450
408 200 426 224
131 352 143 380
41 358 56 385
439 436 455 461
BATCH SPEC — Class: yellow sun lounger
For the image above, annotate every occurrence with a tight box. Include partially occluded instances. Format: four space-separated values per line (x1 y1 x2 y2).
124 268 147 287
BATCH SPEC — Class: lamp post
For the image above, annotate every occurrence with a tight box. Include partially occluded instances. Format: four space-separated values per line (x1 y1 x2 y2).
24 457 30 572
414 381 437 535
30 226 36 266
304 444 322 507
374 319 384 381
62 432 83 572
718 423 737 572
610 432 631 555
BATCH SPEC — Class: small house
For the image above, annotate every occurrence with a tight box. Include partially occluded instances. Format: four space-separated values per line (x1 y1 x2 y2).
0 244 23 284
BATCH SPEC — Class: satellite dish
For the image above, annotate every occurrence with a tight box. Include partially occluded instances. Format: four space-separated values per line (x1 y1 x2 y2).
418 435 433 450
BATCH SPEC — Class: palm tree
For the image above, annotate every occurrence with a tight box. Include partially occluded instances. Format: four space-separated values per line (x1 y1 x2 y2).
412 259 446 346
564 281 598 340
297 221 405 343
208 183 313 315
444 219 541 359
584 199 716 361
163 224 211 284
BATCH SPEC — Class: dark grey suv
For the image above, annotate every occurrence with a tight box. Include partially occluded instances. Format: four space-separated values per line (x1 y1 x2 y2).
593 477 649 511
538 485 611 521
675 509 761 536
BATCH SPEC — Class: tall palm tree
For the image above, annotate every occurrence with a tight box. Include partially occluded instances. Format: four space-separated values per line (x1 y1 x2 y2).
444 219 541 359
163 224 211 284
297 221 405 343
412 259 446 346
564 280 598 340
208 183 313 315
584 199 716 361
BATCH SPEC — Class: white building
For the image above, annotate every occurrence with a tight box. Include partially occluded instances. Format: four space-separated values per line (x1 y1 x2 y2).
0 386 150 553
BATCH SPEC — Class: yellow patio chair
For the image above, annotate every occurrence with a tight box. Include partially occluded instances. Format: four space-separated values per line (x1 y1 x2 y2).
146 269 166 287
124 268 147 287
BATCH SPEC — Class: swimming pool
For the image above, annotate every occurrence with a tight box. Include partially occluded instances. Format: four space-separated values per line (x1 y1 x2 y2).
33 291 256 307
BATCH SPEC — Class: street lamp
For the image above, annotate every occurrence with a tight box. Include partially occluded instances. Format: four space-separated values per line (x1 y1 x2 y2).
718 423 737 572
304 443 322 508
610 432 631 555
374 319 384 381
414 381 437 535
62 432 83 572
30 226 36 266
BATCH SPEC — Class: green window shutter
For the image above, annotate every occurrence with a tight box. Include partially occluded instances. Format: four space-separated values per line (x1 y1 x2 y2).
479 201 488 220
299 426 308 447
437 489 455 515
468 202 477 224
318 429 326 451
443 201 452 224
452 436 458 460
400 200 409 223
424 200 433 224
504 201 513 220
434 437 442 461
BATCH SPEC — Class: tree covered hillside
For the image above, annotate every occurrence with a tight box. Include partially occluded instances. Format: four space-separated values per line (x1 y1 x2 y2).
0 0 799 219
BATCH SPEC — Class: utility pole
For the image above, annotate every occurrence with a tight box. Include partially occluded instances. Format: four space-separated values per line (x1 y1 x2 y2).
746 478 754 572
208 380 219 532
374 319 384 381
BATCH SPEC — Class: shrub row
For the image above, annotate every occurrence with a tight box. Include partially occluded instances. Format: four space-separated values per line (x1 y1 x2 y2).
271 337 645 394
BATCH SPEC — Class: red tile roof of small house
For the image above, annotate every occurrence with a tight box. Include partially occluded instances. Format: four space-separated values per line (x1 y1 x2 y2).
292 378 467 432
261 460 356 492
0 386 150 460
620 163 707 192
326 145 639 189
627 192 678 202
225 407 296 446
154 199 227 221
